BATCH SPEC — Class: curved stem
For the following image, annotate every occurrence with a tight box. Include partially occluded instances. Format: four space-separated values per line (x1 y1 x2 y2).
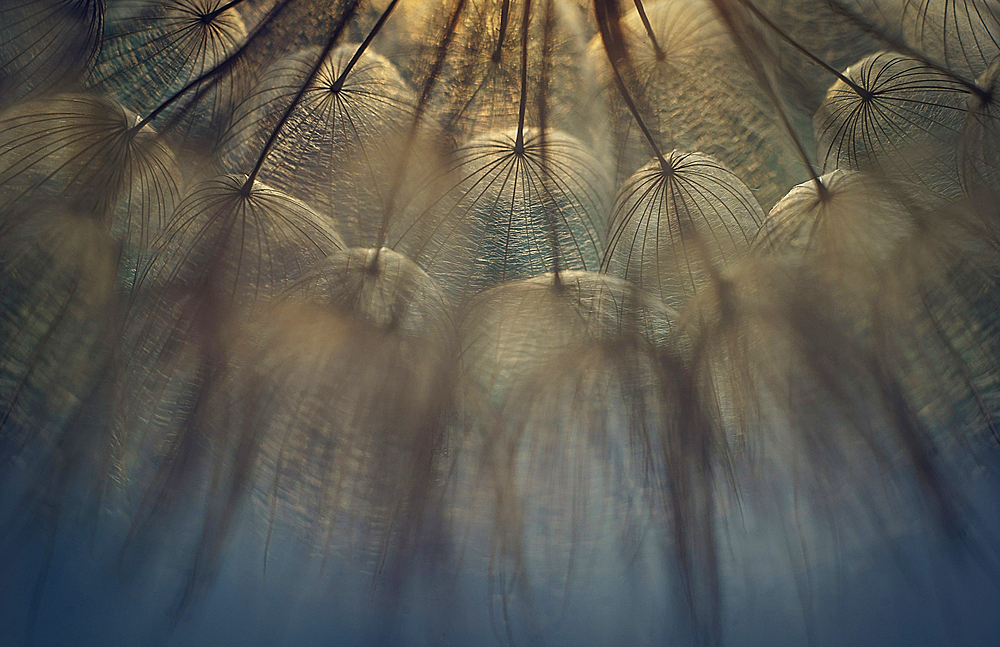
594 0 669 172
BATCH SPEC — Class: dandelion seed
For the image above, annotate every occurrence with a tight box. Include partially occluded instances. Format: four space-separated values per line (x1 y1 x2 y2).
137 174 344 311
0 0 998 645
603 151 764 309
898 0 1000 78
0 0 103 105
588 0 808 208
222 248 455 575
398 128 610 303
814 51 969 197
755 169 1000 446
220 44 420 246
460 270 673 400
748 0 883 109
0 94 182 291
90 0 248 136
109 176 343 559
456 271 727 643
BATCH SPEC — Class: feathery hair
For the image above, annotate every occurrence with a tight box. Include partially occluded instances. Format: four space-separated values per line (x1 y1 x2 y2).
1 0 999 646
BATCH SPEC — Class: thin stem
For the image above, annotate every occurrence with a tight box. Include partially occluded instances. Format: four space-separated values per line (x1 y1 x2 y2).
825 0 990 104
376 0 470 248
594 0 669 172
514 0 533 154
202 0 246 23
537 0 551 135
242 0 362 194
736 0 869 97
129 0 298 136
538 0 562 285
492 0 512 63
708 0 826 199
331 0 403 94
632 0 665 60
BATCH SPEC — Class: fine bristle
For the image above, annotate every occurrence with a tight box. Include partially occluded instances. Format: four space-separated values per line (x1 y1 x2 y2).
1 1 999 646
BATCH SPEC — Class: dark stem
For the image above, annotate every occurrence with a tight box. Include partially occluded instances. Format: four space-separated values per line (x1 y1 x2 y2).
492 0 512 63
331 0 403 94
825 0 990 103
202 0 246 23
736 0 868 97
538 0 562 285
242 0 362 194
632 0 665 60
594 0 669 172
707 0 826 199
513 0 533 154
129 0 292 136
375 0 470 248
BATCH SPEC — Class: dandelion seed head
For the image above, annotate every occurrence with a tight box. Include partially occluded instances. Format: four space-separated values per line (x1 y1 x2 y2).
588 0 808 208
139 174 344 314
1 1 999 645
401 128 610 304
0 0 103 105
814 51 969 197
221 44 420 246
604 151 764 309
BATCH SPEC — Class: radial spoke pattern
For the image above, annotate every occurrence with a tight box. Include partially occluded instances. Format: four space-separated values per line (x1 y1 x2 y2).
0 1 996 645
900 0 1000 78
587 0 809 209
0 0 103 105
396 128 610 304
220 44 420 246
89 0 247 134
0 94 183 292
603 151 764 308
814 51 970 197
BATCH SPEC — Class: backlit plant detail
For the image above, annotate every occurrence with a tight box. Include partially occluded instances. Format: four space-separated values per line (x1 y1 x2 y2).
1 1 999 646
